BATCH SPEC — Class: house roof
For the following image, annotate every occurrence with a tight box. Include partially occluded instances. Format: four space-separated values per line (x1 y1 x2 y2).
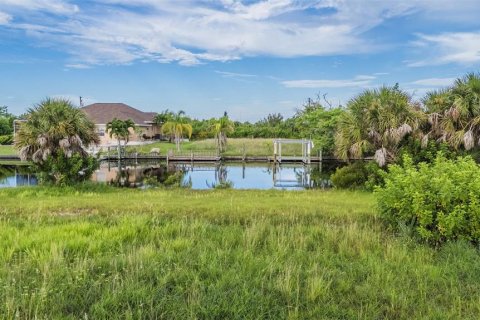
81 103 156 125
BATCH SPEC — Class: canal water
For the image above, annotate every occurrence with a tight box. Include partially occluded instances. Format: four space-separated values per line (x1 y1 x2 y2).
0 161 342 190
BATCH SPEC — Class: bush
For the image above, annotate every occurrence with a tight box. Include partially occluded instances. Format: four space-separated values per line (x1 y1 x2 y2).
35 151 98 186
0 134 13 145
399 138 457 164
375 154 480 244
331 161 383 190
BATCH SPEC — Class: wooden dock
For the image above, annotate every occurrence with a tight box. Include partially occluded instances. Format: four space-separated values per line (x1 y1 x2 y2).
0 152 369 164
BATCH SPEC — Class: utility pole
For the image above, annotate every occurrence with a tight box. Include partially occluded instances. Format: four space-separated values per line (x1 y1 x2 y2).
79 96 84 107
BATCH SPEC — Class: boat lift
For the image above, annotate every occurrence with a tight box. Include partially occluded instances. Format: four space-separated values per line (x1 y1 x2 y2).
273 139 314 164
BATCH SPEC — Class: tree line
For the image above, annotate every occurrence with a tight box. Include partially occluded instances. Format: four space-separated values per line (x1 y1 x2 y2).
8 71 480 185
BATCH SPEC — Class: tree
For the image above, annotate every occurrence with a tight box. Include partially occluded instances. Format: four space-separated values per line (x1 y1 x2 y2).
335 86 424 166
293 98 344 155
161 111 192 151
153 109 175 127
106 118 135 168
15 98 99 185
210 113 234 153
422 73 480 151
0 106 16 144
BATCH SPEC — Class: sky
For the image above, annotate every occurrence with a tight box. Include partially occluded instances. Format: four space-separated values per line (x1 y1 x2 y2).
0 0 479 121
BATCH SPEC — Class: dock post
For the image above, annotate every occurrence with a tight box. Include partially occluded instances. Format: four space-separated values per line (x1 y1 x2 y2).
273 140 277 164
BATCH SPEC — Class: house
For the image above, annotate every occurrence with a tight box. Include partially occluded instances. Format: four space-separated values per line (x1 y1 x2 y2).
81 103 159 145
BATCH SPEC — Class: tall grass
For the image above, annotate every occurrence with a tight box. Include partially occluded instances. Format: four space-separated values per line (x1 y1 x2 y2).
0 187 479 319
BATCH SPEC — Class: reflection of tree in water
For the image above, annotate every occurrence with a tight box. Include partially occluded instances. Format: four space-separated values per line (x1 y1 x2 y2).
206 163 233 189
215 163 228 184
0 165 15 181
0 165 36 186
288 161 347 189
108 161 187 188
309 161 346 189
144 164 188 187
112 162 132 187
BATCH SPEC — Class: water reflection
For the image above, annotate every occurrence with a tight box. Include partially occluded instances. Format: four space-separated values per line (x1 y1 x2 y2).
1 160 342 190
176 162 335 190
0 166 37 188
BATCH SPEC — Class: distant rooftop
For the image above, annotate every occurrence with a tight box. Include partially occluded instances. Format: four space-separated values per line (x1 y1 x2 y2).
81 103 156 125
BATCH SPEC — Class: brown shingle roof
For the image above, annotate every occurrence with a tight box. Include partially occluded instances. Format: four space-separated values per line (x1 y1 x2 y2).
81 103 156 125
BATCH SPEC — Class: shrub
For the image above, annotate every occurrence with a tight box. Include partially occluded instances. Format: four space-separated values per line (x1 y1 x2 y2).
35 151 98 186
375 154 480 244
399 138 457 164
0 134 13 145
331 161 383 190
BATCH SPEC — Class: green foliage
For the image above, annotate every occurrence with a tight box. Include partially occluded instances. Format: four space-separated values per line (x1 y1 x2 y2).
376 154 480 244
208 179 234 189
0 106 16 137
399 138 458 165
293 98 344 155
163 170 187 187
34 151 98 186
106 118 135 142
14 98 99 185
331 162 366 189
210 113 234 152
331 161 383 190
161 111 193 151
335 86 423 166
422 73 480 151
153 109 176 126
0 134 13 145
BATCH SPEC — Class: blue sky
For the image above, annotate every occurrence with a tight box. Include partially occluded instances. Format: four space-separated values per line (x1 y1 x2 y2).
0 0 479 121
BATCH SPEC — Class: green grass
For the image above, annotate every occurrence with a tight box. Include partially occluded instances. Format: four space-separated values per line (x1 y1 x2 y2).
0 145 16 156
127 138 317 157
0 187 479 319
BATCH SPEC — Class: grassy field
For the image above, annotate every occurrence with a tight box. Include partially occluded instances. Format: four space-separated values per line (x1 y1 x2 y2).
127 138 318 157
1 139 316 157
0 187 479 319
0 145 15 156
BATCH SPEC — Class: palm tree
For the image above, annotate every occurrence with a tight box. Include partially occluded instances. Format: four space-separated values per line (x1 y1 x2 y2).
335 86 423 166
15 98 99 183
106 118 135 168
210 113 234 153
422 73 480 151
161 111 192 151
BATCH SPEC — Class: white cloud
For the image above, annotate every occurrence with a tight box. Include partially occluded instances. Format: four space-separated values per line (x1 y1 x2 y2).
0 0 79 14
409 32 480 66
0 1 405 66
0 11 11 24
282 75 376 88
0 0 479 67
410 77 456 87
215 71 257 78
64 63 92 69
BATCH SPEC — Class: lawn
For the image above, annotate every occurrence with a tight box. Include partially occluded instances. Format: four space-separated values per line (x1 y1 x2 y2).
0 187 479 319
0 145 15 156
126 138 319 157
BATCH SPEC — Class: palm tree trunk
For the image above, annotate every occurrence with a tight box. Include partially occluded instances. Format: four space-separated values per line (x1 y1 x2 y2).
117 138 121 170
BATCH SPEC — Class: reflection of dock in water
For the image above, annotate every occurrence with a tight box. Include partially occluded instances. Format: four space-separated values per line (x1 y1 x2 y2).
272 164 312 189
